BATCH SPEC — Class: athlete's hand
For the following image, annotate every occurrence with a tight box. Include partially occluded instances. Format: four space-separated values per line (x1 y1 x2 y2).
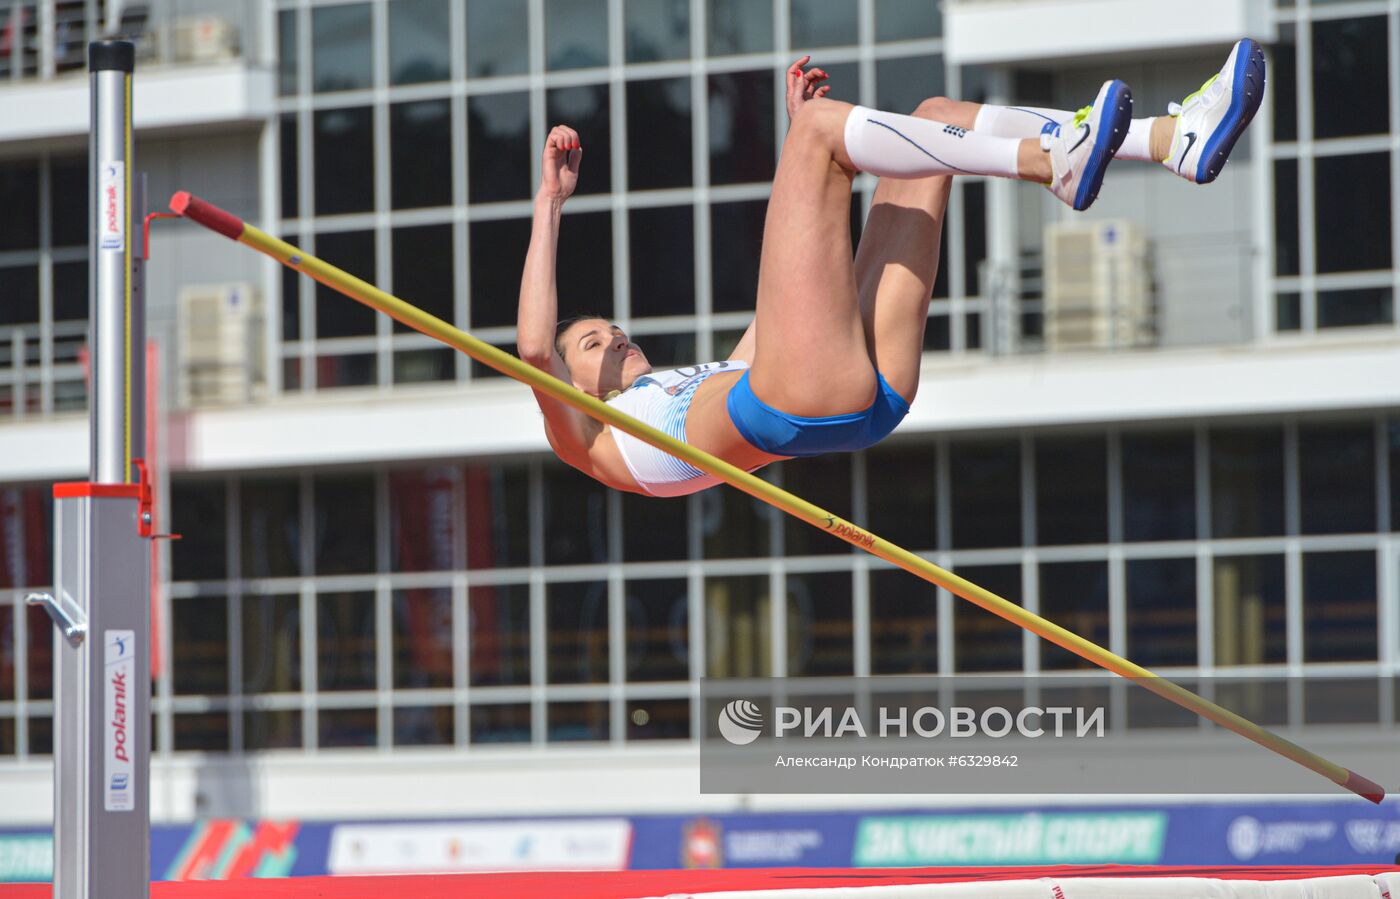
540 124 581 202
785 55 830 119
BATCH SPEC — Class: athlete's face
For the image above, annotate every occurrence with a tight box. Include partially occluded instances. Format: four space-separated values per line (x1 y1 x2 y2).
558 318 652 397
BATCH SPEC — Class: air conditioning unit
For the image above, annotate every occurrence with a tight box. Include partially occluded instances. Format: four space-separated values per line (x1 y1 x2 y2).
1044 220 1153 351
170 15 238 63
178 283 265 408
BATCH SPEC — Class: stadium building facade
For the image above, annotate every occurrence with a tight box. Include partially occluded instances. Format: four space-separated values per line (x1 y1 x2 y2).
0 0 1396 847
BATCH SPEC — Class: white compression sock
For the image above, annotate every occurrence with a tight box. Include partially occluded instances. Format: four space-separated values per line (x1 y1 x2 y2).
844 105 1022 180
972 103 1159 163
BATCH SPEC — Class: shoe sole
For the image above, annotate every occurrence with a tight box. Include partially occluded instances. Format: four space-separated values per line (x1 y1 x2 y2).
1197 38 1266 184
1074 80 1133 211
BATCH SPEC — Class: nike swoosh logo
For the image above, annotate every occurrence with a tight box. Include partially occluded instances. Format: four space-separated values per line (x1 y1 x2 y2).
1177 132 1198 172
1067 123 1090 154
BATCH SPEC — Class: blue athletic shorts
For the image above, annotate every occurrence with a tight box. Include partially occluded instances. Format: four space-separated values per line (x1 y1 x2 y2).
725 370 911 458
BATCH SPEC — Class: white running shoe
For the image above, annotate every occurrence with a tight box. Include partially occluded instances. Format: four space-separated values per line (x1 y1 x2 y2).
1162 38 1267 184
1042 80 1133 211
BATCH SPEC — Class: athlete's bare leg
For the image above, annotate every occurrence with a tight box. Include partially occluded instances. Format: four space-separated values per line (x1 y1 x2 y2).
855 98 967 404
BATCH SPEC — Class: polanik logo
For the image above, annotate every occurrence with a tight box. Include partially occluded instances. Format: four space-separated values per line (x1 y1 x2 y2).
718 700 763 745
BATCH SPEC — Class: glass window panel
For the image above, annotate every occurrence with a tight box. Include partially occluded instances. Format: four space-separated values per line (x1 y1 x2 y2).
1126 558 1196 668
546 0 609 70
0 607 13 702
876 54 944 116
318 591 377 691
622 491 689 561
952 563 1022 672
627 78 693 191
547 85 612 195
314 106 374 215
468 92 532 203
465 463 531 569
1312 17 1388 139
1304 550 1377 662
790 0 858 49
391 100 452 210
710 200 766 313
26 605 51 700
390 0 450 85
865 444 938 551
280 113 299 219
395 347 455 385
876 0 941 40
394 706 454 745
319 708 377 748
469 583 531 686
949 438 1021 549
1276 292 1301 331
633 330 697 369
557 210 614 315
547 580 610 684
813 61 859 104
1318 287 1394 329
709 70 776 185
393 588 454 689
278 9 297 95
963 181 987 297
468 218 531 328
0 718 11 756
708 0 772 56
392 224 455 335
626 0 688 62
313 473 376 575
0 266 38 327
1039 560 1108 670
312 3 372 92
1315 153 1391 274
316 352 378 389
1213 554 1285 666
1209 426 1284 539
240 478 302 578
1299 422 1375 534
245 709 301 750
629 206 694 317
1273 159 1298 277
471 702 531 743
628 697 689 740
782 457 853 556
548 700 609 741
1304 679 1378 726
0 486 49 589
389 467 460 573
51 259 86 322
625 577 689 681
172 597 229 695
700 479 773 558
544 463 612 565
467 0 528 77
242 594 302 692
1390 418 1400 532
870 568 938 674
315 230 377 337
283 263 302 344
1271 26 1297 142
1121 430 1196 542
1035 435 1106 546
50 157 87 248
174 713 229 752
705 575 770 677
786 571 853 676
0 162 38 250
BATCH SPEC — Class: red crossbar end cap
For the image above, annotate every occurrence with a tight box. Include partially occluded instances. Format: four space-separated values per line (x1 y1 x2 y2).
169 191 246 241
1344 770 1386 804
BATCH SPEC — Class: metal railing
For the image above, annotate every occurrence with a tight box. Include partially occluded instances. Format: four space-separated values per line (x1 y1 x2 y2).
0 0 259 83
0 323 87 418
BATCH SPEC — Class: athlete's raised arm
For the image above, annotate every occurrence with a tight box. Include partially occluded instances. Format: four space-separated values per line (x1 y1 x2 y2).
516 124 605 471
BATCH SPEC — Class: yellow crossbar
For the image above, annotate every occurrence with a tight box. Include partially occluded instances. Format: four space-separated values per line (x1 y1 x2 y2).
169 190 1384 803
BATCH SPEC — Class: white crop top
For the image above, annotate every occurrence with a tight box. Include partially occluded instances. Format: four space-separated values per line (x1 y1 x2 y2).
605 360 748 497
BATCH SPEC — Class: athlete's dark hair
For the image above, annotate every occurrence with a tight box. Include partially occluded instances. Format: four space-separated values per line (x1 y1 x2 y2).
553 313 612 359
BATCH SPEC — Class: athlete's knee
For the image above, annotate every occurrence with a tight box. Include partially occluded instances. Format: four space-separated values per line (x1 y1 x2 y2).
788 97 853 149
913 96 959 122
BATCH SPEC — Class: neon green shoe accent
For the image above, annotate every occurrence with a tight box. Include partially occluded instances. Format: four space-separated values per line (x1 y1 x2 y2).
1179 73 1219 111
1071 105 1092 128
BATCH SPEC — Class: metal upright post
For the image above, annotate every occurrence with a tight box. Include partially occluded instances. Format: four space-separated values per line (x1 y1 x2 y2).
27 39 152 899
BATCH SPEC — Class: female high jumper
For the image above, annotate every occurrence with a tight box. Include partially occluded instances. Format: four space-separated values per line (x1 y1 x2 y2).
517 41 1265 497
